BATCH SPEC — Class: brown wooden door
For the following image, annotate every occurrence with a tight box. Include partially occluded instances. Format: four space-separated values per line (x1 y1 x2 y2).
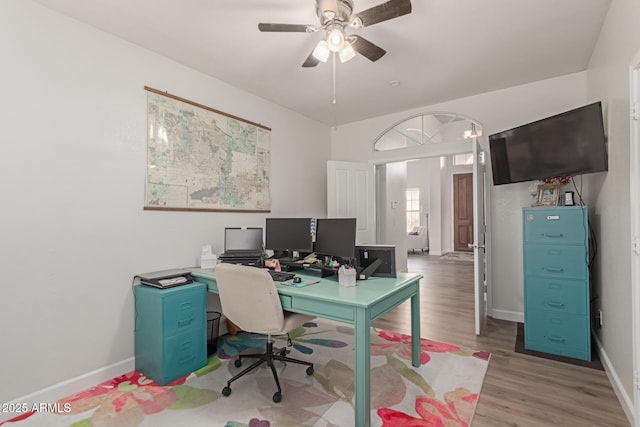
453 173 474 252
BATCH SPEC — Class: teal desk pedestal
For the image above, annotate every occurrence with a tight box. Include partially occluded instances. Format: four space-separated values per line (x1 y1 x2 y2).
192 269 422 427
134 282 207 385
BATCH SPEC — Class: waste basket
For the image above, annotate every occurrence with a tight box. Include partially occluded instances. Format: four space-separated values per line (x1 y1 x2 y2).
207 311 221 355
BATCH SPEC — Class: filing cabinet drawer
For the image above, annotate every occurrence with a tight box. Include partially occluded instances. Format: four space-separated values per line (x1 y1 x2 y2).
523 207 588 244
163 286 206 336
524 277 588 316
162 326 207 384
524 245 587 279
525 312 590 361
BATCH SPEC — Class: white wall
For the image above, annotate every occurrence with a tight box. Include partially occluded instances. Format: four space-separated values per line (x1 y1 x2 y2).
331 72 588 321
585 0 640 417
407 159 431 235
376 163 408 272
427 158 443 255
0 0 330 407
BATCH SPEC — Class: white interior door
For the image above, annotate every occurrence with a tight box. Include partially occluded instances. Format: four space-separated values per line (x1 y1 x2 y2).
327 160 376 244
472 140 487 335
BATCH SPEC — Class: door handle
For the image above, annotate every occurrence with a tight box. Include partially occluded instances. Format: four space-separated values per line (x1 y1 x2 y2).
467 243 485 250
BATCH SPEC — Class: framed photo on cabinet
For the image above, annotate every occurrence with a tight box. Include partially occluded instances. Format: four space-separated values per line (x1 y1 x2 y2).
535 183 561 206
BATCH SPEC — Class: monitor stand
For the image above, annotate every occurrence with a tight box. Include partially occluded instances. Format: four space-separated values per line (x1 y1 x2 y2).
357 258 382 280
274 250 301 263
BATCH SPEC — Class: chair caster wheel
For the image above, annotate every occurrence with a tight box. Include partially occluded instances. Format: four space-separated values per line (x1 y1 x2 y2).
234 359 242 368
222 386 231 397
272 391 282 403
306 366 314 375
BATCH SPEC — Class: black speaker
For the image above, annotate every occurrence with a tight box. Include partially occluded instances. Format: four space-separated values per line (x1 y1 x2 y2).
355 245 396 279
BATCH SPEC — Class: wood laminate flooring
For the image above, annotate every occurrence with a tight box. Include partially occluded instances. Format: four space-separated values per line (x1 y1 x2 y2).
371 253 630 427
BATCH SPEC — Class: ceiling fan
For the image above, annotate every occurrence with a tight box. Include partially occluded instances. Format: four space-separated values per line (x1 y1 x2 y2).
258 0 412 67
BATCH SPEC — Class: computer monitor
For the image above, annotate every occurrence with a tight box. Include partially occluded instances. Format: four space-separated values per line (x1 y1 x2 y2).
265 218 314 254
314 218 357 260
224 227 263 252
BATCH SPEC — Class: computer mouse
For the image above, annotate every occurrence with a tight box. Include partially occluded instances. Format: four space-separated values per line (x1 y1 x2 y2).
293 277 301 283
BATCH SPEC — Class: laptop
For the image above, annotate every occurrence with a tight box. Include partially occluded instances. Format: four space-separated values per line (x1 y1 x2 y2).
220 227 265 259
136 268 193 289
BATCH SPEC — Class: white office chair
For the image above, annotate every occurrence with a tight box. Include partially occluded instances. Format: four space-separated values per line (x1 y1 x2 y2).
215 263 315 403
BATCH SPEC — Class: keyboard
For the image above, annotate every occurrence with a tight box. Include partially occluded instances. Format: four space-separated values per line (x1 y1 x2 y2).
268 270 295 282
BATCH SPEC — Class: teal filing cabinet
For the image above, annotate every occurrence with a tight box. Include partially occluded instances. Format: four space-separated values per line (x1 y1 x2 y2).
134 282 207 385
523 206 591 361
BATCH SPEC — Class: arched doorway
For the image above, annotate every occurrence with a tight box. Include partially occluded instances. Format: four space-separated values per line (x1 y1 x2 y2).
370 112 490 336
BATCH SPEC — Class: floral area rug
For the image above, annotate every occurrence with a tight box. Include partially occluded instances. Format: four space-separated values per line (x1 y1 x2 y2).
2 320 490 427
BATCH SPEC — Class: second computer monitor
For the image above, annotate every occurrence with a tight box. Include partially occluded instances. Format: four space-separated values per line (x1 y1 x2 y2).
265 218 314 253
314 218 357 260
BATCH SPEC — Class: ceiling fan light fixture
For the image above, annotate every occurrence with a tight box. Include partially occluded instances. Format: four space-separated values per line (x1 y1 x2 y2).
327 27 345 52
312 39 331 62
338 41 356 62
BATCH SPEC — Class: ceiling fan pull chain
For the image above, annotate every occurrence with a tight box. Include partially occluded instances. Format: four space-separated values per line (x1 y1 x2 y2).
332 52 337 105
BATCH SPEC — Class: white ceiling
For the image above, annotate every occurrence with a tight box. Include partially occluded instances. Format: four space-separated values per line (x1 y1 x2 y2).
33 0 611 126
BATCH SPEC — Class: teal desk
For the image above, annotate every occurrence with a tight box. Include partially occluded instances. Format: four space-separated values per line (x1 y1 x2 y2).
191 268 422 427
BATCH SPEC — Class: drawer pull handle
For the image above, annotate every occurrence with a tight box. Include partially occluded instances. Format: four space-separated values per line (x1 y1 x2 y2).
546 300 565 308
545 267 564 273
546 335 565 343
545 233 563 238
180 340 193 350
180 302 192 309
177 317 193 327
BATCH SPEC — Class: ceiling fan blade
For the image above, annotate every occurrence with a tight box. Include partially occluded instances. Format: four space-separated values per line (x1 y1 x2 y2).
350 0 412 28
350 35 386 62
302 51 321 68
258 23 316 32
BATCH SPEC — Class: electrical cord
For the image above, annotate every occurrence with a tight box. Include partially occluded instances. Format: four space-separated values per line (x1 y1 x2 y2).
571 175 598 284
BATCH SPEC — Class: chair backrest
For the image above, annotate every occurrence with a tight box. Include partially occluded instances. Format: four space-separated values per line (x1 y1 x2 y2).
214 263 284 334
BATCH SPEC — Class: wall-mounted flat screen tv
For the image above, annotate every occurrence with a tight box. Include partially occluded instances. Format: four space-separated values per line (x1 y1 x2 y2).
489 102 608 185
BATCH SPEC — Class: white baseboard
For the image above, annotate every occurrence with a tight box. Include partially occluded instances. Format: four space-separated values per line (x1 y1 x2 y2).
591 334 635 426
0 358 134 423
490 308 524 323
428 250 443 256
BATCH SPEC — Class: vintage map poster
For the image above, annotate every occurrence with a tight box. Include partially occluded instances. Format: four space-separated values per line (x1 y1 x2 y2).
144 87 271 212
